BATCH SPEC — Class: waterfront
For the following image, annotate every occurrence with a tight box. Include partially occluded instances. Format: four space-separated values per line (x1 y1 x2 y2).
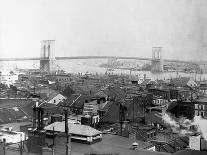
1 59 207 81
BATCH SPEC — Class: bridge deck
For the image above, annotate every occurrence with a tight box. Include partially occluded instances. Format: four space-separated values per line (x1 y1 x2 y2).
0 56 205 64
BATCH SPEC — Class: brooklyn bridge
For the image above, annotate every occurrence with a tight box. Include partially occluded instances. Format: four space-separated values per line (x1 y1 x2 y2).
0 40 206 73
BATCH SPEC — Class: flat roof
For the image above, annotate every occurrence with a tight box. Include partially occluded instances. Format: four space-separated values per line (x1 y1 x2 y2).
45 134 170 155
0 121 32 131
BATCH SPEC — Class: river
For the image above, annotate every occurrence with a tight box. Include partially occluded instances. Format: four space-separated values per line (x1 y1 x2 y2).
0 59 207 81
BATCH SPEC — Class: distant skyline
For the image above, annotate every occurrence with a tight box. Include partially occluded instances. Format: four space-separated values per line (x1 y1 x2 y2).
0 0 207 61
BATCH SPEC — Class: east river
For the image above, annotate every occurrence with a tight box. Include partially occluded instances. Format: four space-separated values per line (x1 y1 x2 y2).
0 59 207 81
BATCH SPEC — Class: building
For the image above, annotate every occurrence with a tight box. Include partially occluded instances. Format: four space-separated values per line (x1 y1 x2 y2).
58 94 91 115
170 77 197 88
44 121 102 144
0 128 26 144
46 92 66 105
140 79 157 90
194 97 207 118
169 96 207 119
199 81 207 94
168 100 194 119
169 88 191 100
148 87 170 100
173 150 207 155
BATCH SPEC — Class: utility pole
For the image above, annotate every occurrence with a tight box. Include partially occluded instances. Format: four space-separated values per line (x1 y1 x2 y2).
3 138 5 155
33 80 36 94
52 127 55 155
133 97 135 123
64 109 71 155
20 134 23 155
119 103 122 136
119 102 126 136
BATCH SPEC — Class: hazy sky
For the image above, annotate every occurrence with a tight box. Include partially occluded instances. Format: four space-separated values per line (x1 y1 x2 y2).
0 0 207 60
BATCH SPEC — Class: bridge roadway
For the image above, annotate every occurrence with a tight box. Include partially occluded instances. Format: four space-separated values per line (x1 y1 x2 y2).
0 56 205 64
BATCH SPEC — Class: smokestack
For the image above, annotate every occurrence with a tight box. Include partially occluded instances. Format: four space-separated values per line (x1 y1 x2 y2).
65 109 68 135
36 102 39 107
33 106 37 128
144 74 146 81
189 133 201 150
40 108 44 130
37 108 41 130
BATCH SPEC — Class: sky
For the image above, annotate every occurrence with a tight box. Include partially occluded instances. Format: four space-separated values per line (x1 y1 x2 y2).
0 0 207 61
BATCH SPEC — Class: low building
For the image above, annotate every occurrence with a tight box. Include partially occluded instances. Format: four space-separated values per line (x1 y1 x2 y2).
170 77 197 88
173 149 207 155
151 130 189 153
44 121 102 144
145 111 167 129
0 128 26 144
140 79 157 90
169 88 190 100
58 94 91 115
148 87 170 100
46 92 66 105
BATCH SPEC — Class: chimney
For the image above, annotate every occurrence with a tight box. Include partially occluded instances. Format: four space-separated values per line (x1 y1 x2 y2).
36 102 39 107
144 74 146 81
33 106 37 128
189 133 201 150
132 142 138 150
8 127 13 131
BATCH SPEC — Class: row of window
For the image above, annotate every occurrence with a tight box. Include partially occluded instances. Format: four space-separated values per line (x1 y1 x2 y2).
92 116 99 124
153 99 168 105
195 104 205 110
53 98 65 103
195 110 205 117
57 77 70 82
147 132 156 139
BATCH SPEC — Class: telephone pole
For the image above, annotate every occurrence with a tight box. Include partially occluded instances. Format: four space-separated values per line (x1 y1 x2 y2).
64 109 71 155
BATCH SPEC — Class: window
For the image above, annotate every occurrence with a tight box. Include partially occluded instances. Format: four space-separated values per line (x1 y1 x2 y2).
201 111 205 117
147 134 150 139
54 99 56 103
195 104 198 109
195 110 198 116
202 105 205 110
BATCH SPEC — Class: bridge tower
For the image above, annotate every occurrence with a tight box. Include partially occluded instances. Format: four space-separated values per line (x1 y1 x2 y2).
40 40 55 72
151 47 163 73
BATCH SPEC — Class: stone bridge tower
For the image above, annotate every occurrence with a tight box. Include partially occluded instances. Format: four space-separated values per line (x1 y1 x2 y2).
40 40 55 72
151 47 163 73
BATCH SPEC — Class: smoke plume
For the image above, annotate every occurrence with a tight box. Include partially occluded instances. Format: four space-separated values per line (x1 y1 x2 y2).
192 116 207 141
162 113 207 141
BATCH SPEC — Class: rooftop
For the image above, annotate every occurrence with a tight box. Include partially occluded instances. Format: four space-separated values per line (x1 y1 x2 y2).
44 121 101 136
69 134 170 155
0 121 32 131
45 134 170 155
